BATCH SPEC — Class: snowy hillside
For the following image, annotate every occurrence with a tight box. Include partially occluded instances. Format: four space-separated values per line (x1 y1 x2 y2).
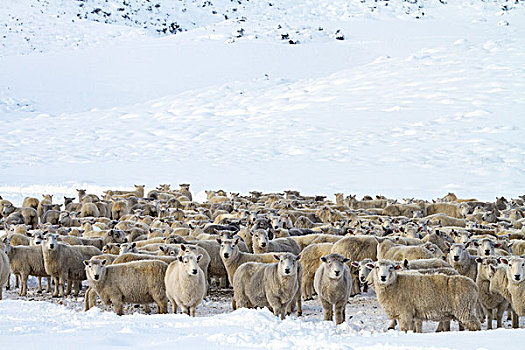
1 0 525 348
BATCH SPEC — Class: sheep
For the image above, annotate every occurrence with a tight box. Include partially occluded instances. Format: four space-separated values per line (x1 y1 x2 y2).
157 245 211 281
331 235 379 261
80 203 100 218
446 243 478 281
383 203 423 218
84 259 168 315
299 242 334 300
377 239 435 261
425 203 462 219
367 260 481 332
314 253 352 324
500 257 525 318
422 230 454 253
58 212 81 227
403 258 451 270
351 258 374 293
2 204 38 229
112 200 129 220
347 195 388 210
476 256 510 329
60 229 127 250
251 229 301 255
3 238 51 295
0 247 9 299
187 239 228 287
472 238 509 257
42 234 101 297
233 253 301 320
37 194 53 219
510 239 525 255
102 243 121 255
218 237 277 286
487 262 520 328
164 252 206 316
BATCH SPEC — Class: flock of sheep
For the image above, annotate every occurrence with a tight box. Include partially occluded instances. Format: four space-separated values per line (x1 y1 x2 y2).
1 185 525 333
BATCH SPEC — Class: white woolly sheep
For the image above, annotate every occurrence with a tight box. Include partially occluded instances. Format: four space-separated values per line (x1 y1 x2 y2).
314 253 352 324
164 252 206 316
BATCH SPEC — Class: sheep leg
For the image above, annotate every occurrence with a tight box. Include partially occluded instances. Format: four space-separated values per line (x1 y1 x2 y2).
168 297 178 314
388 319 398 330
72 281 81 296
58 277 66 297
46 277 52 292
15 275 19 289
512 311 519 329
231 297 236 311
6 273 10 290
295 289 302 316
497 304 508 329
143 304 151 313
507 306 513 321
334 301 346 325
399 314 414 333
414 320 423 333
486 308 493 330
154 296 168 314
321 298 333 321
0 287 2 300
302 277 313 300
20 274 28 296
37 277 43 293
458 322 465 331
65 280 72 296
189 306 196 317
362 282 368 293
52 277 59 297
113 302 124 316
84 287 92 311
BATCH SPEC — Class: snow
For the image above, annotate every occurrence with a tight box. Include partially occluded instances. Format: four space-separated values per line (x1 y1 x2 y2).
1 0 525 348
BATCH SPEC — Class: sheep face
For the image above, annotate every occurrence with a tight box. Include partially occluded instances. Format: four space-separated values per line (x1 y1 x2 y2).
109 229 128 244
218 238 239 260
275 253 300 277
43 234 59 251
159 245 179 257
320 254 349 280
30 231 45 245
476 239 497 257
252 230 269 249
84 259 107 281
352 259 373 284
449 244 468 262
476 257 499 280
503 257 525 284
2 203 15 217
370 261 400 286
178 253 201 276
119 243 137 255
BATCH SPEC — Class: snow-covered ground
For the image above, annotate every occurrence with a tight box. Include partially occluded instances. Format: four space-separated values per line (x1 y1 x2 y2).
1 0 525 348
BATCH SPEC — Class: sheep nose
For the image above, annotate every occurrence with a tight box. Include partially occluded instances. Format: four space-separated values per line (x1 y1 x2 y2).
261 242 267 247
485 250 491 255
380 276 387 282
49 244 54 249
453 256 459 261
515 275 521 281
94 274 100 280
223 253 229 259
192 269 198 275
334 270 340 276
360 277 366 282
284 268 291 274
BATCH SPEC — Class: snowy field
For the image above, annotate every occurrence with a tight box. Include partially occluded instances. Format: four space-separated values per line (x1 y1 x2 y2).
1 0 525 348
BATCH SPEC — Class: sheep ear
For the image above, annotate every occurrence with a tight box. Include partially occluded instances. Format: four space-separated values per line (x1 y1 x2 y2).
159 246 167 253
366 263 375 270
490 265 496 273
342 257 349 263
495 242 502 248
196 254 202 263
351 261 359 268
475 257 483 263
393 265 401 270
233 236 240 245
131 242 136 248
473 241 479 247
296 255 301 261
403 259 409 269
101 259 107 266
178 256 183 262
180 244 186 251
216 238 222 244
83 260 90 266
444 241 451 248
320 256 327 263
274 254 280 261
500 258 509 265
